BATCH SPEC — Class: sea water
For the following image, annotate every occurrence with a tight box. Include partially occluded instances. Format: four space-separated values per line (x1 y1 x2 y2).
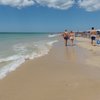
0 32 59 79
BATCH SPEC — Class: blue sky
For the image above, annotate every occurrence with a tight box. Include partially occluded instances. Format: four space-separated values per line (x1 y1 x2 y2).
0 0 100 32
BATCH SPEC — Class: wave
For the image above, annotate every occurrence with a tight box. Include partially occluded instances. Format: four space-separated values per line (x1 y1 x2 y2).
0 40 58 79
48 34 60 38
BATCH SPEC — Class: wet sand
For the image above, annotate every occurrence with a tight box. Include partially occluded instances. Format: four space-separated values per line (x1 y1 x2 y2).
0 38 100 100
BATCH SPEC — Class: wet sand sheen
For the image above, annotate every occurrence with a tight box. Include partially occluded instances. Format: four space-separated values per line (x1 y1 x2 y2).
0 38 100 100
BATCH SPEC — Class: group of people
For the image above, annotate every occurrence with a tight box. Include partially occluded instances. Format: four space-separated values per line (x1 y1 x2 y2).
62 27 100 46
62 30 75 46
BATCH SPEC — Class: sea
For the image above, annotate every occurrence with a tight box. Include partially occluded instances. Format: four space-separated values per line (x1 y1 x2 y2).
0 32 59 79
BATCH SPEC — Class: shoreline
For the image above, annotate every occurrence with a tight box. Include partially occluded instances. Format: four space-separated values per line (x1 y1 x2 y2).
0 37 100 100
0 39 58 80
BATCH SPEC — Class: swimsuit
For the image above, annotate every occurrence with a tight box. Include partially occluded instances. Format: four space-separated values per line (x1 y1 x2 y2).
64 36 69 40
63 32 69 40
70 36 74 40
91 35 96 40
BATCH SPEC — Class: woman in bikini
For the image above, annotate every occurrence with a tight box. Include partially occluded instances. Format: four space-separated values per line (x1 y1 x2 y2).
69 31 75 46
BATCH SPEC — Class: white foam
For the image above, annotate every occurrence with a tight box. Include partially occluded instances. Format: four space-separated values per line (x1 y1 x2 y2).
0 58 25 79
47 40 58 46
0 40 58 80
0 55 23 63
48 34 60 38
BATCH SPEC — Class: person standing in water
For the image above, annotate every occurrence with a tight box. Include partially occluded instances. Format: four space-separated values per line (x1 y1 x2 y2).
90 27 97 46
62 30 69 46
69 31 75 46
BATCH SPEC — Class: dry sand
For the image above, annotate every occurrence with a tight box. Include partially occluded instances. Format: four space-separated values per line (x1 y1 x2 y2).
0 38 100 100
76 37 100 67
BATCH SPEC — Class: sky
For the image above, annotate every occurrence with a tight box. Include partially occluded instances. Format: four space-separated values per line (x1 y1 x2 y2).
0 0 100 32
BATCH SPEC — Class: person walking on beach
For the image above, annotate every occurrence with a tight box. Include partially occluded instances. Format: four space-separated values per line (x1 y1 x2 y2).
90 27 97 46
62 30 69 46
69 31 75 46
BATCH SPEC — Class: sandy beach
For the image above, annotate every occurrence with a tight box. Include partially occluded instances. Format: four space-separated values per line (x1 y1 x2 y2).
0 37 100 100
76 37 100 67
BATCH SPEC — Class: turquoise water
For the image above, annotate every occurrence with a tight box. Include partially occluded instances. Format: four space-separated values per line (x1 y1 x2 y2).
0 32 59 79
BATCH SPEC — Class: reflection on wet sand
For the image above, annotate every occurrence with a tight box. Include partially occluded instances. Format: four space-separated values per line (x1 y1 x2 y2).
64 46 77 63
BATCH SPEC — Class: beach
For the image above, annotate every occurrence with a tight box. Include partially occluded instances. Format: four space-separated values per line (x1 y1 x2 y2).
0 37 100 100
76 37 100 67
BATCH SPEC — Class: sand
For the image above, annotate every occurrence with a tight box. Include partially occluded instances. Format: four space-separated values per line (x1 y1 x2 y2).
0 37 100 100
76 37 100 67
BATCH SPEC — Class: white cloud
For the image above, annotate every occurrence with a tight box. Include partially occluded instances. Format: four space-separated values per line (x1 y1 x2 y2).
0 0 100 12
0 0 75 9
0 0 35 8
35 0 75 10
78 0 100 12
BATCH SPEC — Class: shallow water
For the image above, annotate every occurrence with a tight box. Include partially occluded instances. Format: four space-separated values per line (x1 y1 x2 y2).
0 32 59 79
